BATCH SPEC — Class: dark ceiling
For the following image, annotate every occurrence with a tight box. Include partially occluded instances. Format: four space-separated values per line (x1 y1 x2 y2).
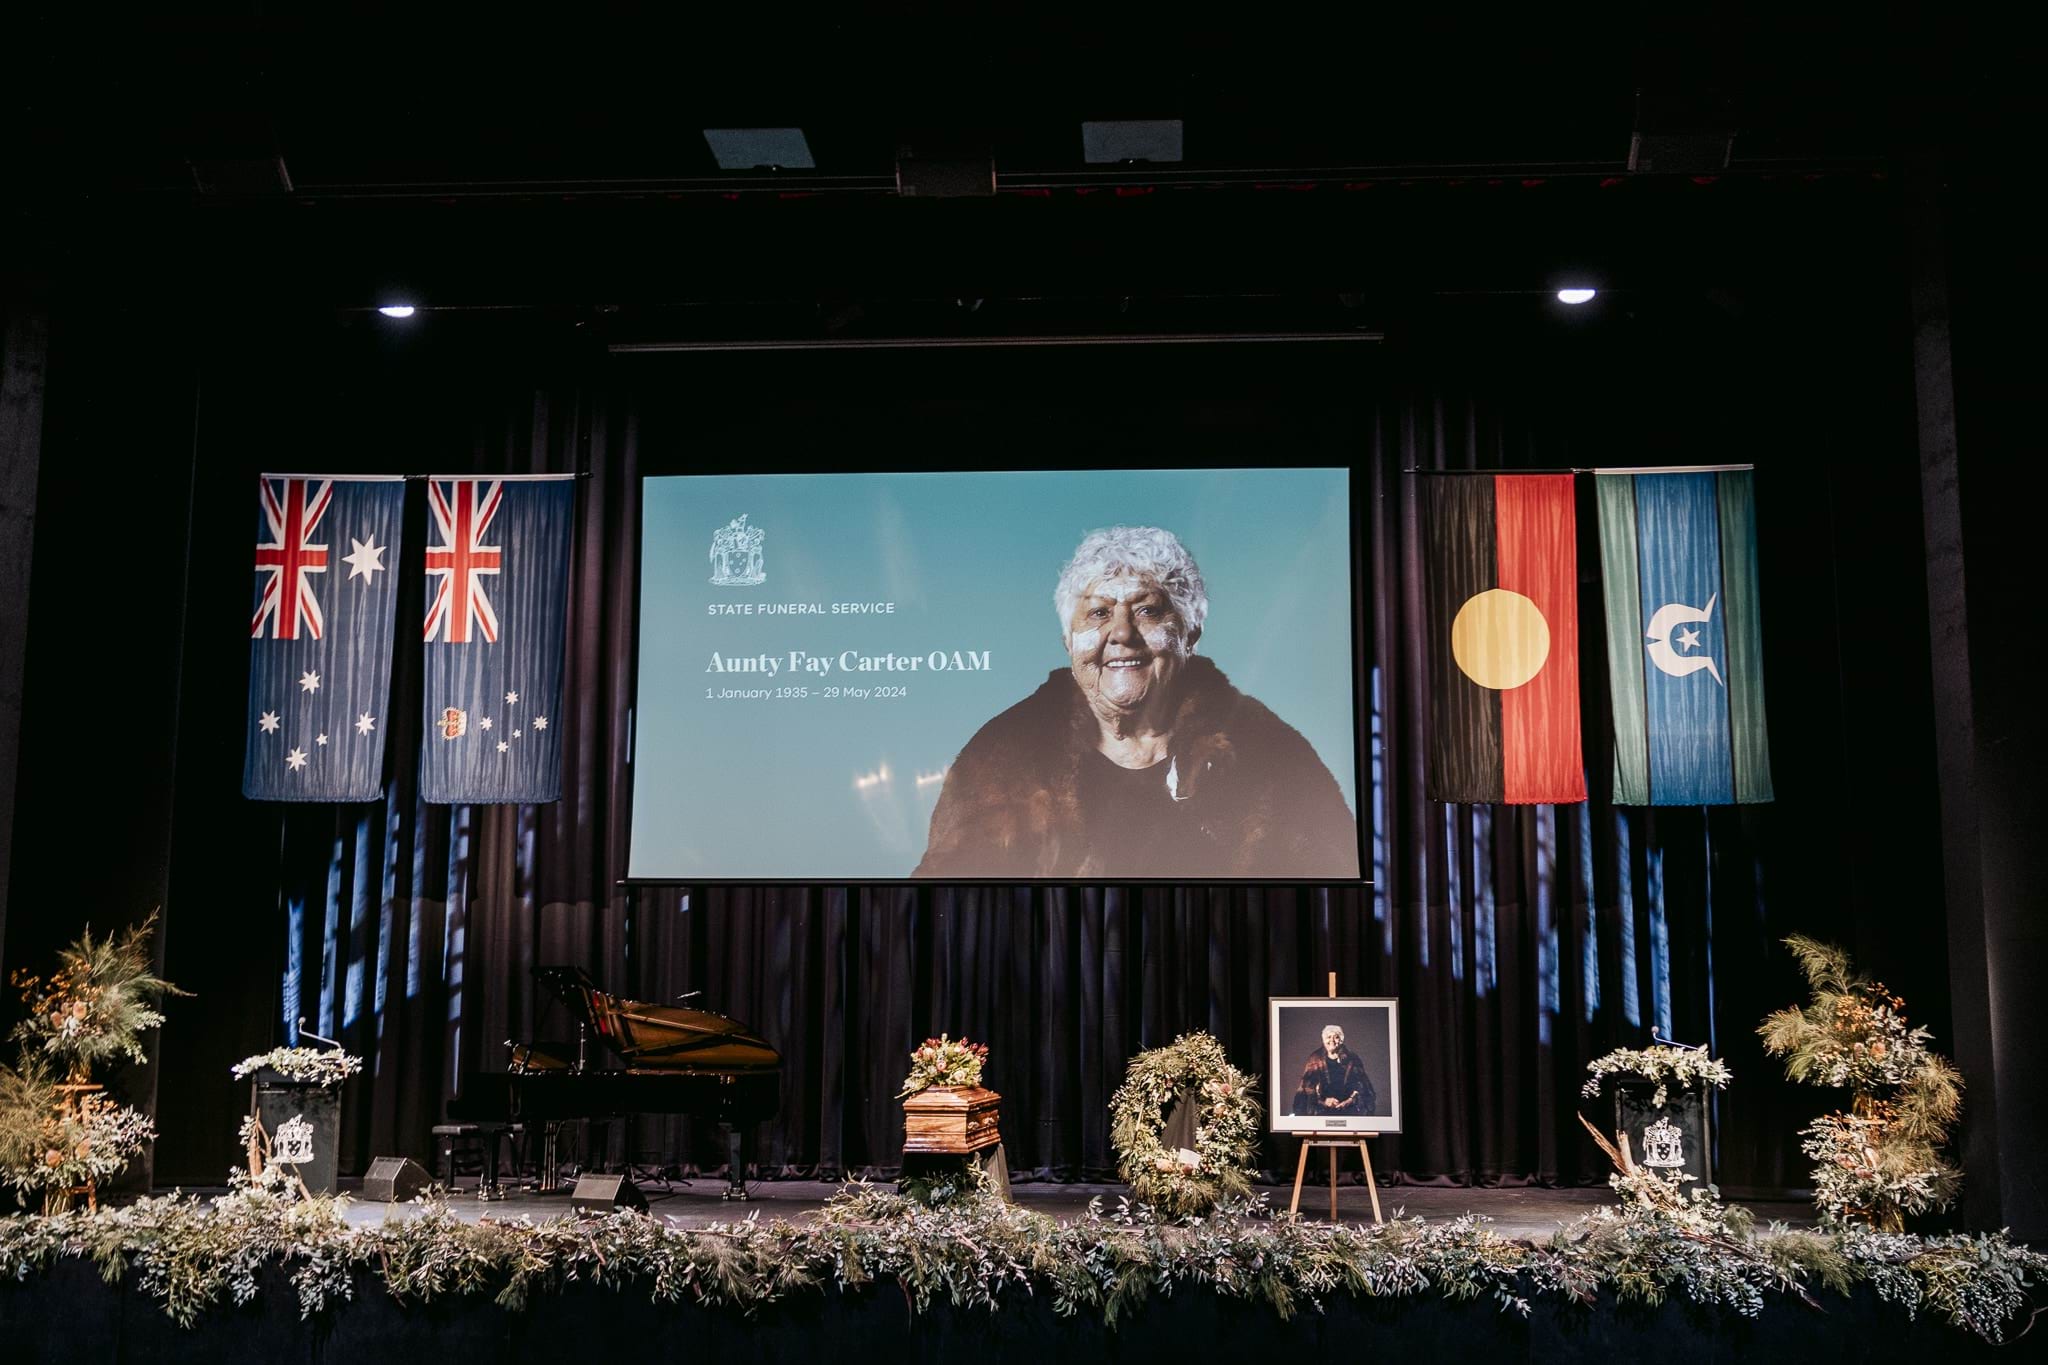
10 6 1983 196
1 6 2027 335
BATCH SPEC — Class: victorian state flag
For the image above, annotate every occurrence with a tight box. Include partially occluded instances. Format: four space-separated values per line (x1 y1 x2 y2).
1423 473 1586 804
243 475 405 801
419 476 575 804
1596 468 1772 805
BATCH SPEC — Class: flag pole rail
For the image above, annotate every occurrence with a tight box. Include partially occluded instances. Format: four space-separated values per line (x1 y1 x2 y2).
252 472 592 481
1403 464 1754 475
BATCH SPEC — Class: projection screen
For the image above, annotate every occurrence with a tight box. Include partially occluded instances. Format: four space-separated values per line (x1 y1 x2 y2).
627 468 1361 881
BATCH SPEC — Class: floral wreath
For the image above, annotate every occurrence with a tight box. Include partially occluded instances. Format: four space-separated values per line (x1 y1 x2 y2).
1109 1031 1262 1217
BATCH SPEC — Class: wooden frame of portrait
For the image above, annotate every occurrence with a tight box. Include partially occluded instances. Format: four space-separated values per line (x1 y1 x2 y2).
1267 994 1402 1136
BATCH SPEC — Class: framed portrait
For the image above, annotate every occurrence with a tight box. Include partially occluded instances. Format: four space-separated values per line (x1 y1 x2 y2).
1267 997 1402 1135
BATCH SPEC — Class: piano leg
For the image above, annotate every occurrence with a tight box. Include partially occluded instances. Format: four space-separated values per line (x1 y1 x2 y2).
541 1122 563 1192
720 1122 749 1200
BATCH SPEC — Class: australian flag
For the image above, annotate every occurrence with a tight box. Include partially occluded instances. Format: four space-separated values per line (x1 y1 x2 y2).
243 475 406 801
418 476 576 804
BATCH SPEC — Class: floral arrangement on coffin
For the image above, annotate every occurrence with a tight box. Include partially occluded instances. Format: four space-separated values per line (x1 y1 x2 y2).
10 914 187 1083
1760 935 1963 1231
232 1047 364 1089
1581 1044 1733 1109
897 1035 989 1098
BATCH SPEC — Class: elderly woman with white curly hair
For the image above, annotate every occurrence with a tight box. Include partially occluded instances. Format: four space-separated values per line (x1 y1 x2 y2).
913 524 1357 879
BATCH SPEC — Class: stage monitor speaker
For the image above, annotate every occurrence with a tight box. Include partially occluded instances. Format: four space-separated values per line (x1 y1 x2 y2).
363 1156 432 1202
571 1173 648 1215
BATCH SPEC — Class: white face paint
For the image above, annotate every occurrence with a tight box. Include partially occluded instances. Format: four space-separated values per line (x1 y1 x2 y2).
1066 574 1197 721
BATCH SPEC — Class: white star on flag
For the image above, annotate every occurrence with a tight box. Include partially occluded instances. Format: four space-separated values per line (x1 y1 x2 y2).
480 716 493 731
342 534 387 583
285 747 309 771
531 715 548 731
1677 625 1702 651
316 733 329 747
497 740 509 753
513 729 521 738
355 713 376 736
299 671 321 694
258 711 281 735
505 690 519 705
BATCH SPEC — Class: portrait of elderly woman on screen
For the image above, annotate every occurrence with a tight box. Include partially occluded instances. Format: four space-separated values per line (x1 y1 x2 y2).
912 525 1358 879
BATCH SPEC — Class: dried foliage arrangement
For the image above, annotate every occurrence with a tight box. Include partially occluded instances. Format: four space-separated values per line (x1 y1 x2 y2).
9 914 187 1082
1108 1032 1261 1217
0 1063 156 1208
1760 936 1964 1231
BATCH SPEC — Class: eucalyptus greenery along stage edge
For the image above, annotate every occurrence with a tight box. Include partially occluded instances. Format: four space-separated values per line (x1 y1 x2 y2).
231 1048 364 1089
3 1178 2046 1343
1581 1045 1734 1109
1108 1032 1262 1218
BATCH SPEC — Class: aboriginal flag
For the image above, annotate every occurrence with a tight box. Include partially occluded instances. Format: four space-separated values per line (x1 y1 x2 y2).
1595 468 1772 805
1422 473 1586 805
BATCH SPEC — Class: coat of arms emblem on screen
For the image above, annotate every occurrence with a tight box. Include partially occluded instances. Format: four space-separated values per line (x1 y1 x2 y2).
709 514 767 586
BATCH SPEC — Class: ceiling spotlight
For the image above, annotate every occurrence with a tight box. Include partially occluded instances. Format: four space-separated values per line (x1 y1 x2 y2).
1556 288 1597 305
377 304 417 318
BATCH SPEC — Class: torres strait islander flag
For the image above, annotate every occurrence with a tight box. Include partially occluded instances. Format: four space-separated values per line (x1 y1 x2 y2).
418 475 576 804
243 475 406 801
1423 473 1587 805
1595 468 1772 805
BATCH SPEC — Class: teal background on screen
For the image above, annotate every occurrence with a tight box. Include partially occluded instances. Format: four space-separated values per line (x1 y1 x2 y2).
629 468 1357 878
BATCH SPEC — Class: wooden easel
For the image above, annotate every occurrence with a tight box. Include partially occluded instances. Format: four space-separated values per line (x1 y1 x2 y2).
1286 972 1385 1225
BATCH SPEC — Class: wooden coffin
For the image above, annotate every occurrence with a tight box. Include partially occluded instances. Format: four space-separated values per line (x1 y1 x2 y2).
901 1085 1002 1154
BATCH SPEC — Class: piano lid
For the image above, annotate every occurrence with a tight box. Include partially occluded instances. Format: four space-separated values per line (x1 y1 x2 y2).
536 965 779 1072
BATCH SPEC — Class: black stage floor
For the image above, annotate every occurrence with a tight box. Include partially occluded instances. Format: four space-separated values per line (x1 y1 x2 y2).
278 1177 1815 1240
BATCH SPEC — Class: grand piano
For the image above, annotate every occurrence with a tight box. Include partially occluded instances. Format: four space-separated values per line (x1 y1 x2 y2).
447 966 780 1198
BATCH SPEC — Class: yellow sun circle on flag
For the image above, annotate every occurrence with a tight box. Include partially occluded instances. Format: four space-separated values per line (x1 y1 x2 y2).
1451 589 1551 690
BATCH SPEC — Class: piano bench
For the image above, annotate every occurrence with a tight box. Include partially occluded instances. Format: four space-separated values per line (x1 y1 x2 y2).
432 1122 524 1197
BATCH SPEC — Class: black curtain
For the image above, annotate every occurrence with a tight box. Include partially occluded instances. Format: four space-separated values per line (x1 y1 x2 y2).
141 315 1946 1196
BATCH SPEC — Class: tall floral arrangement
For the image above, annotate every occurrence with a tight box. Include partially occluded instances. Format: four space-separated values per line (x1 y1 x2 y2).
1759 935 1962 1231
0 914 183 1212
10 914 186 1083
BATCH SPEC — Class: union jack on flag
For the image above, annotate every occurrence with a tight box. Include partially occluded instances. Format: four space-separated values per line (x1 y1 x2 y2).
424 478 504 644
252 477 333 640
